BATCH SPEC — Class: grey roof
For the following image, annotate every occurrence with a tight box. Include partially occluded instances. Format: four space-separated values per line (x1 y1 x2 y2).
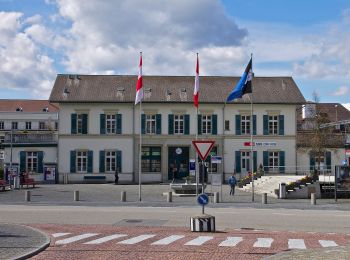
49 74 306 104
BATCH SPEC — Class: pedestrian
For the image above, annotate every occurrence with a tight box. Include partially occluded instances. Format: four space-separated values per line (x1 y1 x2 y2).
114 168 119 185
228 173 237 196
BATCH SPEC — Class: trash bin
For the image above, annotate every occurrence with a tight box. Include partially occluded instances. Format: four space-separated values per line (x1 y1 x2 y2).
279 183 286 199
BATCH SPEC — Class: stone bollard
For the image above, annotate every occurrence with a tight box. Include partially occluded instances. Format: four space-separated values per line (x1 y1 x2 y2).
262 193 267 204
25 190 31 202
213 192 219 203
311 193 316 205
74 190 79 201
121 191 126 202
167 191 172 203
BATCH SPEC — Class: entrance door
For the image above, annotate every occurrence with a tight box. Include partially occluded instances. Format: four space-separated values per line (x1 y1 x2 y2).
168 147 189 180
241 151 250 174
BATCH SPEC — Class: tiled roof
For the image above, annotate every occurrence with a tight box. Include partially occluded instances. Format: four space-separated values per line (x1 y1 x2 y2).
297 103 350 121
49 74 306 104
0 100 59 113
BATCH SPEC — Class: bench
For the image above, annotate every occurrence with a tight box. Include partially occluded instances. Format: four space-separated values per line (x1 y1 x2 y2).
83 175 106 184
0 180 9 191
21 175 36 188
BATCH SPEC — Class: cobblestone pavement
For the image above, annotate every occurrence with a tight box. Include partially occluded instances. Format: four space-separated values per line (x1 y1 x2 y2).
30 224 350 260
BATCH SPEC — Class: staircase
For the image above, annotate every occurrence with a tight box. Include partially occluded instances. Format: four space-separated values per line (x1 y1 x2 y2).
239 175 307 198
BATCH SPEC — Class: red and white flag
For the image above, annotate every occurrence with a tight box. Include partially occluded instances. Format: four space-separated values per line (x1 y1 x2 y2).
193 54 199 107
135 52 143 105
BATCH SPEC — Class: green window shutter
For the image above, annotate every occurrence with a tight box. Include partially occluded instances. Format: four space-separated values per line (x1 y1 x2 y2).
326 151 331 170
263 151 269 173
20 151 26 172
37 151 43 173
184 114 190 135
87 150 93 173
71 114 77 134
253 151 257 172
156 114 162 134
99 151 105 173
100 114 106 134
235 151 241 173
212 114 217 135
253 115 257 135
263 115 269 135
116 150 122 172
141 114 146 134
168 114 174 134
82 114 88 134
70 151 76 173
116 114 122 134
279 151 285 173
279 115 285 135
309 151 315 171
197 115 202 135
235 115 241 135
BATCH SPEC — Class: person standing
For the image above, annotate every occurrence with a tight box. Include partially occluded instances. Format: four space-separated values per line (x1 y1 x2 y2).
228 173 237 196
114 168 119 185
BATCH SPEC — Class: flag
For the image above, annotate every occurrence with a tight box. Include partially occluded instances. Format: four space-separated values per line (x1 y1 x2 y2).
194 54 199 107
135 53 143 105
226 58 253 102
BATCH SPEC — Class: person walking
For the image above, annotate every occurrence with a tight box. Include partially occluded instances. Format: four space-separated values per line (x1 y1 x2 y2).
114 168 119 185
228 173 237 196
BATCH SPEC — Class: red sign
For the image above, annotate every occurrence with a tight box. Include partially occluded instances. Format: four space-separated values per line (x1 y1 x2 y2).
346 150 350 156
192 140 215 161
244 142 254 146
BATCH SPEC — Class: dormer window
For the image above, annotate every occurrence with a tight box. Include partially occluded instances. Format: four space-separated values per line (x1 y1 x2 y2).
43 107 49 112
16 107 23 112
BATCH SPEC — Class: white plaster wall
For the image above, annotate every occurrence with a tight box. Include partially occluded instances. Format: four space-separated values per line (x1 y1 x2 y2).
0 112 58 131
3 146 57 165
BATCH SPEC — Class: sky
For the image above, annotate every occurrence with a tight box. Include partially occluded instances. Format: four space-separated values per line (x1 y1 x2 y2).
0 0 349 110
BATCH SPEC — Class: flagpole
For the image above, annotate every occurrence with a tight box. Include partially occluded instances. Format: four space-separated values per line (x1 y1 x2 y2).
137 51 143 202
139 99 142 201
250 53 254 202
195 53 199 196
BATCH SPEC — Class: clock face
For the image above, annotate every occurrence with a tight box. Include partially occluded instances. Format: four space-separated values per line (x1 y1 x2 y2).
175 147 182 155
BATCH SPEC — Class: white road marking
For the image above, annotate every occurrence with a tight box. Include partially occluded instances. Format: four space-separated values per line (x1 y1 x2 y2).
52 233 71 238
118 234 156 245
151 235 185 245
185 236 213 246
272 213 295 216
55 233 98 245
319 240 338 247
288 239 306 249
253 238 274 248
84 234 127 244
219 237 243 247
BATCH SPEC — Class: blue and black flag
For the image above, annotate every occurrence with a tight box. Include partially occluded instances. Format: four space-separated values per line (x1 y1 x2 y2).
226 58 253 102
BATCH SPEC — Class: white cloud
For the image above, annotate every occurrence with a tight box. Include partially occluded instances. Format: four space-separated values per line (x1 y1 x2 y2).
343 103 350 111
332 86 349 96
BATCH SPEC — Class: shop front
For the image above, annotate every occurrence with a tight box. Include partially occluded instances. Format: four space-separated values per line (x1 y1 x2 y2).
168 146 189 181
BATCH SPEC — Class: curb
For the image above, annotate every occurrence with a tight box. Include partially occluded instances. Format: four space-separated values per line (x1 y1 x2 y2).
13 225 51 260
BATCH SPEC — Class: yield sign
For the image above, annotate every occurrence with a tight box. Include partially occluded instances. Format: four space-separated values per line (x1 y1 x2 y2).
192 140 215 161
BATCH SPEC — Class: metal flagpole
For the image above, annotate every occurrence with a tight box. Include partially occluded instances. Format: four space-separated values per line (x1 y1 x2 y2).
196 106 199 196
139 99 142 201
250 53 254 202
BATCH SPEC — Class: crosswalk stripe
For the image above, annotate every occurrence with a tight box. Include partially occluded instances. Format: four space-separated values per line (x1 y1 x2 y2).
118 235 156 245
253 238 274 248
185 236 213 246
52 233 71 238
84 234 127 245
56 233 98 245
288 239 306 249
151 235 185 245
319 240 338 247
219 237 243 247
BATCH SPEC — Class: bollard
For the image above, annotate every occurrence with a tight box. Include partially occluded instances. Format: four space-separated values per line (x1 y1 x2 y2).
74 190 79 201
262 193 267 204
311 193 316 205
121 191 126 202
25 190 31 202
167 191 172 203
213 192 219 203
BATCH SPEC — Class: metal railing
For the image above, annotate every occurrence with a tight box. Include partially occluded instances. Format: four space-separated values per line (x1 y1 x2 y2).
4 133 58 144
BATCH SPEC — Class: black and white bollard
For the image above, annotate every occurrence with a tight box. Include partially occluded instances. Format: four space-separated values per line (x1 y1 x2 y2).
262 193 267 204
311 193 316 205
167 191 172 203
121 191 126 202
190 215 215 232
74 190 79 201
25 190 31 202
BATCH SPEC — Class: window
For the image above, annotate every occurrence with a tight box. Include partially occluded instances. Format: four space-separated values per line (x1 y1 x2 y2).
174 115 184 134
26 152 38 173
76 151 87 173
269 151 279 170
241 151 251 172
55 122 58 130
106 114 116 134
146 115 156 134
77 114 84 133
224 120 230 131
241 115 251 135
0 136 4 143
269 115 278 135
202 115 212 134
141 146 161 172
25 122 32 130
12 122 18 130
105 151 116 172
315 155 325 170
0 121 4 130
39 121 46 130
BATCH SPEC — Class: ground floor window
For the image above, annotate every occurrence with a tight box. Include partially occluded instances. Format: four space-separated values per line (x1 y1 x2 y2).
105 151 116 172
141 146 161 172
76 151 87 173
26 152 38 173
269 151 279 171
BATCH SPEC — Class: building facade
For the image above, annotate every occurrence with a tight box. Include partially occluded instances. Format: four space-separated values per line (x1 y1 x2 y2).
49 75 305 183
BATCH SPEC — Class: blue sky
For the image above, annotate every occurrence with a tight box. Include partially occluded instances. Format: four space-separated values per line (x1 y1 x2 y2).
0 0 349 109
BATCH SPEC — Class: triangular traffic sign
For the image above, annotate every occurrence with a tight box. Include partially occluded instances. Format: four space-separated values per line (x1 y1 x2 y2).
192 140 215 161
